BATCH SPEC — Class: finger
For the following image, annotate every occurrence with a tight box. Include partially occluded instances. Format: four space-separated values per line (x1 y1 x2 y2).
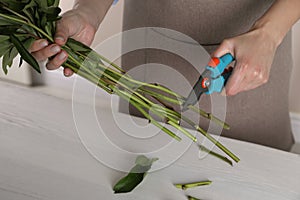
31 44 61 62
241 74 265 92
63 68 74 77
212 39 235 58
224 64 246 96
242 83 260 92
46 50 68 70
29 39 48 53
54 18 72 46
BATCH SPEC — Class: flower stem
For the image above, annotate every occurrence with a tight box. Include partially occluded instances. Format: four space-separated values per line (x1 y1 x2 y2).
198 145 233 166
115 89 181 141
196 126 240 163
175 180 212 190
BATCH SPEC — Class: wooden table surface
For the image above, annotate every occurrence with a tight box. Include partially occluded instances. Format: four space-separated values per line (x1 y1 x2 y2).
0 81 300 200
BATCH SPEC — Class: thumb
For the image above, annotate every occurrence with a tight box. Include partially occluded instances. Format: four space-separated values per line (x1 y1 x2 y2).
212 39 234 58
54 19 71 46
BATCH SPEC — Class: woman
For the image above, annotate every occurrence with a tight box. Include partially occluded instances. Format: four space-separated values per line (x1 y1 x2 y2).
30 0 300 150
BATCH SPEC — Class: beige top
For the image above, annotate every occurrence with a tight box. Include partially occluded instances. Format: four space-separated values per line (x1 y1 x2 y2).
120 0 294 151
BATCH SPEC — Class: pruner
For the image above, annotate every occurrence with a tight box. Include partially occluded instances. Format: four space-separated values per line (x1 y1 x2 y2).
182 53 235 111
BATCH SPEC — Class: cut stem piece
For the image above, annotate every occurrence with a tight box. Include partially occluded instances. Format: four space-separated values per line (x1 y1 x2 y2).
175 180 212 190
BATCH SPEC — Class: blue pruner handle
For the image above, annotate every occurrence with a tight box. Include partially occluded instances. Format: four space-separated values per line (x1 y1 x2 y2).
205 53 235 94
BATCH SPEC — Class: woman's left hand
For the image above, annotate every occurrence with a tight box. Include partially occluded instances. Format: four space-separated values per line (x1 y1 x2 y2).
212 27 279 96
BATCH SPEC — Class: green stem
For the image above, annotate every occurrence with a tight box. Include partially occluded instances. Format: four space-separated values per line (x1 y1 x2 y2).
168 120 197 142
196 126 240 163
0 13 27 25
139 86 230 130
63 62 113 94
1 6 29 22
0 6 239 163
139 88 181 105
115 89 181 141
198 145 233 166
189 106 230 130
175 180 212 190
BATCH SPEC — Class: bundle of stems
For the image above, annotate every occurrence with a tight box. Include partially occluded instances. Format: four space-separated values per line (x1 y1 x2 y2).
0 0 239 163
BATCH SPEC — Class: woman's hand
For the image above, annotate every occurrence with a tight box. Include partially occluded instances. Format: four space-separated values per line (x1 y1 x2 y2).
212 26 279 96
29 9 97 77
212 0 300 96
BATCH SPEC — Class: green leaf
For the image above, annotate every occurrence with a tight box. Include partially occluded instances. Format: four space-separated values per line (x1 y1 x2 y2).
113 155 158 194
2 46 17 75
0 41 12 58
0 25 20 35
0 0 29 13
22 0 37 23
44 22 53 37
40 6 61 21
47 0 60 7
135 155 159 167
22 37 35 50
67 38 91 53
34 0 47 10
0 16 20 26
0 35 9 43
41 13 47 28
10 34 40 73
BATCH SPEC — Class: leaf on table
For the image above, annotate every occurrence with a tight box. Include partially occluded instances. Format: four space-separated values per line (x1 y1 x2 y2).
113 155 158 194
9 34 40 73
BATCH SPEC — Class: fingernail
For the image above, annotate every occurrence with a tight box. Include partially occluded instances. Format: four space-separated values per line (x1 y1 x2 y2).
58 51 67 60
51 45 61 53
40 40 48 48
55 36 65 43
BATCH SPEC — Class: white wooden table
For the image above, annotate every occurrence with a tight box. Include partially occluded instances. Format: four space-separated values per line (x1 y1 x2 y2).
0 81 299 200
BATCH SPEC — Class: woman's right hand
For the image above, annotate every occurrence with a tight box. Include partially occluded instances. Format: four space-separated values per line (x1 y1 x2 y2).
30 9 97 77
